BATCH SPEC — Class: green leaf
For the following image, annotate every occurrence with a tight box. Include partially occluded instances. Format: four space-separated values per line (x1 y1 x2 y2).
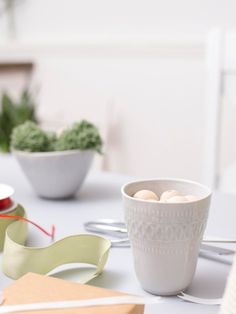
0 90 38 152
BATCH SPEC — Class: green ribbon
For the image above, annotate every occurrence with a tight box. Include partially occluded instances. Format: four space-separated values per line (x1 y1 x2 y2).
1 205 111 282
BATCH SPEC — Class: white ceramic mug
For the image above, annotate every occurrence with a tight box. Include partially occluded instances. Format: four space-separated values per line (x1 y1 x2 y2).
122 178 211 296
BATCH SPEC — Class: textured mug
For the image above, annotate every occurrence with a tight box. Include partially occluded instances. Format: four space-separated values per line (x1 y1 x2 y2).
122 178 211 296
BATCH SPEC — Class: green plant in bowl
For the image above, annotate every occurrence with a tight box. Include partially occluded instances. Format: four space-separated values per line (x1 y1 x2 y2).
11 121 56 152
11 120 103 199
55 120 103 153
11 120 103 153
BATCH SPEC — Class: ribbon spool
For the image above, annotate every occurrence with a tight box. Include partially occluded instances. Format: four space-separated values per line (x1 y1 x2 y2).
0 184 15 213
0 184 111 282
0 184 18 251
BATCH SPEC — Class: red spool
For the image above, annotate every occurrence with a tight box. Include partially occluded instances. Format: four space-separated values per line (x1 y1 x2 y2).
0 197 12 210
0 184 55 238
0 184 14 211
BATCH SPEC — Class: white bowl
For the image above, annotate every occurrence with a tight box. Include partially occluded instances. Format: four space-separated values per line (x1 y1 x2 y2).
13 150 94 199
122 178 211 296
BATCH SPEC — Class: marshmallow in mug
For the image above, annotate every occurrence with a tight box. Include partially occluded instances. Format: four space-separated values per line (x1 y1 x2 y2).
133 189 160 201
133 189 199 203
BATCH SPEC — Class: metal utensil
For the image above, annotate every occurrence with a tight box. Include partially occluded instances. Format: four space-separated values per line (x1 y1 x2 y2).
84 219 236 256
200 244 235 255
177 292 222 305
84 220 127 238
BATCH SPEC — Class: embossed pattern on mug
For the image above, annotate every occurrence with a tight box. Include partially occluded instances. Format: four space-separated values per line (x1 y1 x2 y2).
126 219 207 243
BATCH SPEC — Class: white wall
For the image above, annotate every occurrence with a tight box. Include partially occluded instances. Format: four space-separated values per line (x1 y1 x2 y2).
34 54 205 182
1 0 236 42
1 1 236 184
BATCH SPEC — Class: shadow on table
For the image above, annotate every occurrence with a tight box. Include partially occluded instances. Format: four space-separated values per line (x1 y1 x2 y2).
48 266 124 290
88 270 125 289
30 182 121 204
185 258 230 298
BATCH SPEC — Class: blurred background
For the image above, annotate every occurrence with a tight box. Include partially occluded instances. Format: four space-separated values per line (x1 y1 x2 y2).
1 0 236 192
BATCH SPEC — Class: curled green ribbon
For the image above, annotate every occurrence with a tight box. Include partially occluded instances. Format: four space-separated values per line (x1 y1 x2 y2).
1 205 111 282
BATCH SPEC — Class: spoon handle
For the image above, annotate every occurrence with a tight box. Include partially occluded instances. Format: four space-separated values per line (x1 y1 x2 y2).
203 238 236 243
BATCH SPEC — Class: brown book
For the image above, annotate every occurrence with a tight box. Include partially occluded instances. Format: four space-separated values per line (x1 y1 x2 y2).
3 273 144 314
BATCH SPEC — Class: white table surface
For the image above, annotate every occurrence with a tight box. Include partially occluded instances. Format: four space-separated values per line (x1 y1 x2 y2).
0 154 236 313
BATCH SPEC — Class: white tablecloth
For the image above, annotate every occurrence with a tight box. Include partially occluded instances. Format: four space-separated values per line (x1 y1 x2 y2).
1 154 236 313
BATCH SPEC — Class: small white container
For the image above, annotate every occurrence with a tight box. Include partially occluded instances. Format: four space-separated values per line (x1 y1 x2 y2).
122 178 211 296
13 149 94 199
